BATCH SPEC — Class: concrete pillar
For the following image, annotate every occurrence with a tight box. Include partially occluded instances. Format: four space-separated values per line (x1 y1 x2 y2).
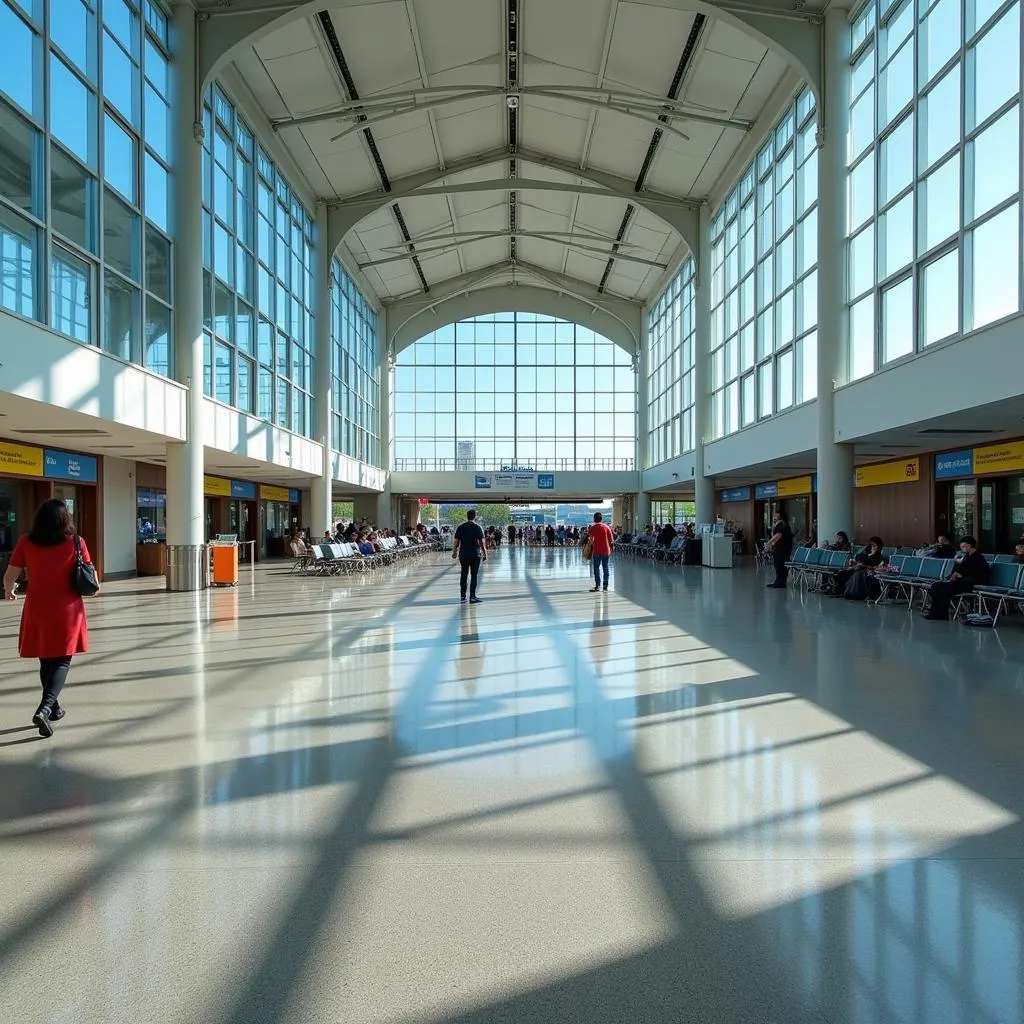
310 203 333 538
635 491 651 530
693 204 716 527
611 497 623 527
165 3 206 587
816 8 855 544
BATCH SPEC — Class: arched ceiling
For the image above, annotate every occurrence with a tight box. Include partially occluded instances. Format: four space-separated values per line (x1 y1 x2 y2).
199 0 824 311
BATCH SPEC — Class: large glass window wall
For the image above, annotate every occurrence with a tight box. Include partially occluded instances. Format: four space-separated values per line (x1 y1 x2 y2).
331 260 380 466
201 85 314 437
394 313 636 471
0 0 172 375
709 87 819 439
848 0 1022 380
646 257 696 467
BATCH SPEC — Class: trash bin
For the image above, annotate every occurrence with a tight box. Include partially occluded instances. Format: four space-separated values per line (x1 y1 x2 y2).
166 544 208 592
211 541 239 587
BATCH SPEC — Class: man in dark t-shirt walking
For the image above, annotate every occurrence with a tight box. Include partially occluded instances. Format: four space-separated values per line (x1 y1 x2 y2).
452 509 487 603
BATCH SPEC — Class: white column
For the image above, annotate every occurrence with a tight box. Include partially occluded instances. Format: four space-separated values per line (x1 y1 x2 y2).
635 491 651 529
816 8 855 545
375 318 393 527
635 321 650 473
165 3 206 587
693 204 716 526
310 203 333 538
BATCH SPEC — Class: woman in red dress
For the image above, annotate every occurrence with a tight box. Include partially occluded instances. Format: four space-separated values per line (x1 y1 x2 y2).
2 499 97 737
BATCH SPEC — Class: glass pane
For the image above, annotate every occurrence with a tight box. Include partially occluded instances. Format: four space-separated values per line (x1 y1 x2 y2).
800 330 817 403
0 101 39 215
880 38 914 128
970 203 1020 328
849 84 875 160
921 248 960 346
919 63 961 171
143 154 168 231
881 276 914 363
0 205 36 319
53 0 95 79
968 105 1019 222
848 153 875 231
103 273 139 361
880 112 914 204
144 298 170 375
51 246 90 341
969 5 1020 129
758 361 774 418
850 223 875 297
103 114 136 202
215 342 232 403
145 226 170 302
919 155 960 253
144 85 169 161
104 189 140 280
850 293 875 380
880 192 914 277
50 145 95 250
237 355 253 413
919 0 962 86
102 29 137 123
50 54 94 164
777 348 794 410
0 2 37 115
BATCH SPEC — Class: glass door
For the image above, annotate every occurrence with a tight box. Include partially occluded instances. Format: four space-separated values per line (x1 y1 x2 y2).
950 481 976 542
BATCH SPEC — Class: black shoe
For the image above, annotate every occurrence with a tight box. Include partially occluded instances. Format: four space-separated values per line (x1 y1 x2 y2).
602 586 608 591
460 596 467 603
32 705 53 738
590 586 600 592
50 702 66 722
469 596 482 604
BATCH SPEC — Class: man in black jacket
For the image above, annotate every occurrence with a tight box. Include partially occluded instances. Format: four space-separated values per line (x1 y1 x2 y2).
924 536 991 620
766 511 794 589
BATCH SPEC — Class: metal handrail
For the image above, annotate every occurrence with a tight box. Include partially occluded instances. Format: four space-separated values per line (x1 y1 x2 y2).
393 458 636 472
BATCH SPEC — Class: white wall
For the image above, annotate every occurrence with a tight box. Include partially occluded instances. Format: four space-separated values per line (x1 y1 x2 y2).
331 452 387 493
835 316 1024 441
0 312 187 439
102 457 137 576
388 470 640 499
643 455 697 492
703 402 817 477
203 400 323 474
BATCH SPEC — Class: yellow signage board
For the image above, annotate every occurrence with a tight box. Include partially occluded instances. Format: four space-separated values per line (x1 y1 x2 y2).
777 475 813 497
0 441 44 477
259 484 290 502
204 475 231 497
855 458 921 488
972 440 1024 474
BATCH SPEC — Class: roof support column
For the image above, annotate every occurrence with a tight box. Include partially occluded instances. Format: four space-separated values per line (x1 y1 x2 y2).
636 311 650 474
693 204 715 527
816 7 854 546
165 2 207 586
376 316 393 528
310 203 334 540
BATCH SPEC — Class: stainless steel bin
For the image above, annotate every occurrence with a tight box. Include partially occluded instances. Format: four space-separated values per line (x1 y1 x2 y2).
166 544 209 592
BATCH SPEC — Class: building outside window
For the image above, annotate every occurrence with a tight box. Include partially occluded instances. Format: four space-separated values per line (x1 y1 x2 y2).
0 0 173 375
709 86 819 439
330 260 380 466
847 0 1022 380
646 257 696 468
201 84 315 437
393 313 636 471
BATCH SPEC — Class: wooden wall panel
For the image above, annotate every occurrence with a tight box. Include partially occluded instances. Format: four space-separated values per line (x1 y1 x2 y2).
853 459 936 548
716 500 755 553
135 462 166 489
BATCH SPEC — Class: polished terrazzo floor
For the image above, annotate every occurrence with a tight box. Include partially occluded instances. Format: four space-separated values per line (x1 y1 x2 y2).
1 548 1023 1024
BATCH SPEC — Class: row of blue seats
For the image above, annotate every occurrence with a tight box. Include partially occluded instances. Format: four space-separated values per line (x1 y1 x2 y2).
294 537 441 575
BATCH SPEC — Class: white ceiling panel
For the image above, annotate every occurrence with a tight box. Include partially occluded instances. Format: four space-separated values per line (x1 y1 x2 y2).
328 2 421 95
519 100 590 161
683 50 760 117
252 16 324 62
523 0 611 74
604 3 695 96
462 238 508 270
734 52 790 121
702 19 769 65
259 53 344 117
412 0 499 77
563 250 609 286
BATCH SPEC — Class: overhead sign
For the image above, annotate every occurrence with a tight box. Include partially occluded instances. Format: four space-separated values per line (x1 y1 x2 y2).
418 497 430 505
720 487 751 503
289 488 300 504
935 449 974 479
259 484 291 502
755 482 778 499
0 441 44 477
973 440 1024 475
777 475 813 497
44 449 98 483
474 474 492 489
500 464 534 472
204 475 232 497
537 473 555 490
855 458 920 488
476 471 555 490
230 480 257 500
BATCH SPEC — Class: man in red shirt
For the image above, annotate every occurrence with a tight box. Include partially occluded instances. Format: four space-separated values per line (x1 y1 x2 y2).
587 512 614 592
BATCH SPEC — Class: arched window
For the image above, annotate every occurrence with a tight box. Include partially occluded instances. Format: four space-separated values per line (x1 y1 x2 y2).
393 313 636 471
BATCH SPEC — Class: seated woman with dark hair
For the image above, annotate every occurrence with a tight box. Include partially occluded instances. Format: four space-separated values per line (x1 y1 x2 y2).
829 536 887 597
828 531 852 552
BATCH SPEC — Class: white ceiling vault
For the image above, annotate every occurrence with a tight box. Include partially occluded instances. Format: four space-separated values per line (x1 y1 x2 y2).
201 0 823 322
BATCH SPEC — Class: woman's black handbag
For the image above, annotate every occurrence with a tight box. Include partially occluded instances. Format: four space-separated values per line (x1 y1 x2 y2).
72 534 100 597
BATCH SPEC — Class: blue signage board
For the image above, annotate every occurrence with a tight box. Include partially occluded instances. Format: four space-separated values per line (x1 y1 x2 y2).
44 449 98 483
935 449 974 480
720 487 751 503
474 474 492 489
755 482 778 499
230 480 257 500
537 473 555 490
288 488 300 504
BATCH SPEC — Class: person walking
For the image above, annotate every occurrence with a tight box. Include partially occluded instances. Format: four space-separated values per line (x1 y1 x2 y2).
766 510 794 589
2 499 97 737
452 508 487 604
587 512 614 592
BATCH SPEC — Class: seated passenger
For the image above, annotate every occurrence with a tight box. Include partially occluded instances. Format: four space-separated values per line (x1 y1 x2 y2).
918 533 956 559
1015 538 1024 564
657 523 677 547
828 531 852 552
924 536 991 621
830 536 886 597
358 539 375 556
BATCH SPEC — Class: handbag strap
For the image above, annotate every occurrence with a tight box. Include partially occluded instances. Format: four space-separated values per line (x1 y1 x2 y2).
73 533 84 566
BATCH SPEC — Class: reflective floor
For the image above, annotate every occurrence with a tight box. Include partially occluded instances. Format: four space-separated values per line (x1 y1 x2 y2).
1 548 1023 1023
